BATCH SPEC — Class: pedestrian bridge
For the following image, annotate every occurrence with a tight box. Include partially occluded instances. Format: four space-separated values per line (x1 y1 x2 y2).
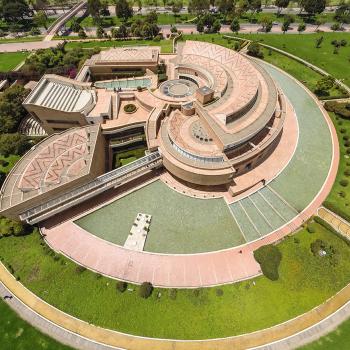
20 151 162 224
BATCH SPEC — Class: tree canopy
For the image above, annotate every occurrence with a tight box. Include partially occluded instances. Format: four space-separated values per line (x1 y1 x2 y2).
0 85 29 134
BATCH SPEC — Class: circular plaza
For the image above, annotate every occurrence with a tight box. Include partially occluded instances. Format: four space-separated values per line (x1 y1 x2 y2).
20 42 337 288
0 37 345 350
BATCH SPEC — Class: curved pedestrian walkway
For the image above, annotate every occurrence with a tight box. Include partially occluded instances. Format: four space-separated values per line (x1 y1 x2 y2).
2 261 350 350
42 60 339 288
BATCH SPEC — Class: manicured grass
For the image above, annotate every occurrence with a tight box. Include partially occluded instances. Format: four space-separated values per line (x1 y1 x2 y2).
259 46 345 98
65 39 173 53
75 14 196 27
234 33 350 86
0 155 20 174
0 37 43 44
299 316 350 350
0 52 29 72
0 298 73 350
113 147 147 168
1 223 350 339
324 113 350 219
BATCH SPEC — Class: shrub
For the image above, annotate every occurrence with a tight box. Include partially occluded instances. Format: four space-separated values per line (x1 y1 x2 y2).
116 281 127 293
253 244 282 281
347 148 350 155
324 101 350 118
340 179 349 187
123 104 137 113
169 289 177 300
310 239 325 256
216 288 224 296
340 128 347 133
294 237 300 244
307 223 316 233
75 265 86 273
343 135 349 141
247 42 264 59
0 159 9 167
345 141 350 147
344 169 350 177
139 282 153 298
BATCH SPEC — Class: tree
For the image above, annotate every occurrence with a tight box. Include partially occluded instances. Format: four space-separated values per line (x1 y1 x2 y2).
281 18 290 33
172 0 183 17
0 133 31 157
139 282 153 298
247 42 263 58
335 4 350 27
188 0 210 14
303 0 326 16
117 23 128 38
70 18 82 32
0 85 29 134
196 18 204 32
315 35 324 48
78 28 87 39
33 10 48 29
1 0 33 23
115 0 133 21
218 0 235 15
275 0 289 15
96 25 105 38
297 22 306 33
145 10 158 24
100 0 110 16
212 19 221 33
87 0 102 23
230 17 240 33
259 14 273 32
315 76 335 96
314 18 326 31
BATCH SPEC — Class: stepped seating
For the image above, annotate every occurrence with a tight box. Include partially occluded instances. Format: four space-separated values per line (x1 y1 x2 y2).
35 81 87 112
229 186 299 242
19 115 46 137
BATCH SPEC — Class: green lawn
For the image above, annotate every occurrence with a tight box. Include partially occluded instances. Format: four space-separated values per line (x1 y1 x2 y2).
0 298 73 350
300 316 350 350
1 223 350 339
0 52 29 72
0 155 20 174
0 37 43 44
324 113 350 220
234 33 350 87
74 14 196 27
65 39 173 53
113 146 147 168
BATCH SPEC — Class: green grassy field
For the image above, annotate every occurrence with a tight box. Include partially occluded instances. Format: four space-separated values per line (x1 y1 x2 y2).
0 37 43 44
324 112 350 219
0 52 29 72
234 33 350 86
0 155 20 174
74 13 196 27
113 146 147 168
1 223 350 339
0 299 73 350
65 38 173 53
